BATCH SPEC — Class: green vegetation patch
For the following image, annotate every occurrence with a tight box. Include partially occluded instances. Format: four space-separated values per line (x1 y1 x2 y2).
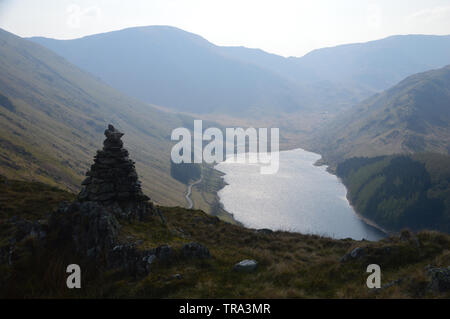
337 153 450 232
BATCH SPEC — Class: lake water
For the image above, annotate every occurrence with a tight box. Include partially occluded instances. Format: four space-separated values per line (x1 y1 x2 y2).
215 148 385 241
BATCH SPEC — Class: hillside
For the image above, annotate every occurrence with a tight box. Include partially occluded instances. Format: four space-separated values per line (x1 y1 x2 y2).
0 179 450 298
30 29 450 115
336 153 450 233
1 175 450 298
0 27 195 206
312 65 450 164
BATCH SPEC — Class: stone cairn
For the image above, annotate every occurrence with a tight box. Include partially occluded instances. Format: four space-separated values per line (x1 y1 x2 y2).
78 124 152 220
1 125 212 277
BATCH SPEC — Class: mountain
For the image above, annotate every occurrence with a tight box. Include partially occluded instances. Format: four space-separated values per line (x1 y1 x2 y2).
30 29 450 115
223 35 450 92
30 26 313 115
312 65 450 164
218 46 370 111
0 27 194 206
220 35 450 111
297 34 450 92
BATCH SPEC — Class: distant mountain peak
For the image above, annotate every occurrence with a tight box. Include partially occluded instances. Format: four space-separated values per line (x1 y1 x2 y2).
29 27 450 115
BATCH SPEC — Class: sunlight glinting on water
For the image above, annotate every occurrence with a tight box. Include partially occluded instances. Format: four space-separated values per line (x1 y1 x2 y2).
215 148 385 241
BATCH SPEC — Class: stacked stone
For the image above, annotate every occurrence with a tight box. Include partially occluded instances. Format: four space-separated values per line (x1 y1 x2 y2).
78 124 149 206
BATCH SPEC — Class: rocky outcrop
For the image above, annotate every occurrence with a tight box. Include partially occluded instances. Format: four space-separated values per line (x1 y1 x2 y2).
0 217 48 267
45 124 160 275
11 217 47 242
49 201 120 259
0 125 173 277
181 242 210 259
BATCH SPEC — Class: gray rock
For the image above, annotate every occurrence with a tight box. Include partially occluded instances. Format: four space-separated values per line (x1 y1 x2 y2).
172 274 183 280
233 259 258 272
108 243 149 277
146 255 156 264
340 247 367 262
181 242 210 259
49 201 120 260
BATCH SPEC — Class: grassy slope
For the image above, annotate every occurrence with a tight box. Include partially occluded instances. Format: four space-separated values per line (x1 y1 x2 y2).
311 65 450 164
1 177 449 299
0 28 194 206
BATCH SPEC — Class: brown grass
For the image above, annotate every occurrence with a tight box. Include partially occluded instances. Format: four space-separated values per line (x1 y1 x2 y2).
1 178 449 298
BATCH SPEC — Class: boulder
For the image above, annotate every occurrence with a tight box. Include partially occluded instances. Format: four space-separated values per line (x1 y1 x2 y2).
340 247 367 262
49 201 120 259
233 259 258 272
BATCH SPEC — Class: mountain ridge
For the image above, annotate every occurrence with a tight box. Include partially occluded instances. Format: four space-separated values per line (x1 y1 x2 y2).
30 26 450 116
30 26 313 115
312 64 450 164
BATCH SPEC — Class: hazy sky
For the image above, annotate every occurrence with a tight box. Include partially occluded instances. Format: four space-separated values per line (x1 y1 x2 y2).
1 0 450 57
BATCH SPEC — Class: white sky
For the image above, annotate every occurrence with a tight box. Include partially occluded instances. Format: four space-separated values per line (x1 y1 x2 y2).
1 0 450 57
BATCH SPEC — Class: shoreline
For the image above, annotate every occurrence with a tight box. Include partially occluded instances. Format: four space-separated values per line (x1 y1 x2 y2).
313 157 390 237
340 180 390 236
211 170 243 226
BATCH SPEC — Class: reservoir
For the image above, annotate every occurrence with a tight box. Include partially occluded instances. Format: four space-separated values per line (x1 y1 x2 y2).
215 148 385 241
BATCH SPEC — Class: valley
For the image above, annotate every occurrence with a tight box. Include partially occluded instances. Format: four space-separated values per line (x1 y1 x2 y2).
2 25 450 235
0 16 450 300
2 24 450 234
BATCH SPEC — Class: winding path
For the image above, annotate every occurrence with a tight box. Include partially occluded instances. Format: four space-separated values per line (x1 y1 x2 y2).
185 177 202 209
